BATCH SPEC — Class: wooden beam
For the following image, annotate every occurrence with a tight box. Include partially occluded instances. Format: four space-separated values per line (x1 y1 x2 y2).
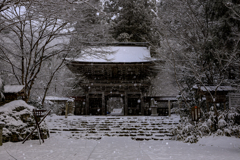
141 93 144 115
168 100 171 117
124 92 128 116
86 92 89 115
102 92 105 115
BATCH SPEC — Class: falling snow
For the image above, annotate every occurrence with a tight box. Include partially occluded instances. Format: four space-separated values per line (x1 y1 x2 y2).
0 116 240 160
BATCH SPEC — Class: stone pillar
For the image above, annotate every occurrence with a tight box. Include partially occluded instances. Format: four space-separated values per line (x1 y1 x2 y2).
0 122 5 146
67 99 75 115
151 98 158 116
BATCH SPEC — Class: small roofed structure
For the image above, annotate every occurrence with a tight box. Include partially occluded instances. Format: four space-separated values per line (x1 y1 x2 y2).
44 96 75 115
3 85 25 101
192 85 236 92
192 85 236 111
45 96 73 102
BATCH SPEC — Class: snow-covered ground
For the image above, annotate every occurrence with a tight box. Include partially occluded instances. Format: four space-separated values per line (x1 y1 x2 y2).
0 125 240 160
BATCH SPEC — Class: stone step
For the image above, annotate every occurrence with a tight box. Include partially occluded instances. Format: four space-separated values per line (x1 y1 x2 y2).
47 115 180 141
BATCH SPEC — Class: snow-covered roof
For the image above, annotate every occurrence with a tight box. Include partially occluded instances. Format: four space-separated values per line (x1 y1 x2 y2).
159 97 178 101
4 85 25 93
146 96 178 101
45 96 72 101
192 85 236 92
66 46 154 63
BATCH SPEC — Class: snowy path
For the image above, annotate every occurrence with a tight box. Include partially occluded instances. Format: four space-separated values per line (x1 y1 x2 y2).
0 135 240 160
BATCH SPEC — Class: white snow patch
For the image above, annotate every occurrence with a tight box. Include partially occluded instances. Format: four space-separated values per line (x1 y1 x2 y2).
66 46 154 63
198 136 240 149
218 119 227 129
0 136 240 160
0 100 35 113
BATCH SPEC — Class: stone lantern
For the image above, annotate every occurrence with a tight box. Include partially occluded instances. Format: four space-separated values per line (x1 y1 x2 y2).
150 98 158 116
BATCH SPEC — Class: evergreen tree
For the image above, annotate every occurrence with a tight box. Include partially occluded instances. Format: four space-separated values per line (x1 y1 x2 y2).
71 0 111 44
104 0 160 52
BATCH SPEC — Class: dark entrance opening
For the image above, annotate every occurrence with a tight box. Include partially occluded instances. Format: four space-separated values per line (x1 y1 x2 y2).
89 98 102 115
74 101 85 115
74 97 86 115
128 98 141 115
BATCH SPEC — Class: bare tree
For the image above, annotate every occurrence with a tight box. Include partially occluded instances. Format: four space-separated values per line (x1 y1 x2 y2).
0 1 73 102
0 0 110 105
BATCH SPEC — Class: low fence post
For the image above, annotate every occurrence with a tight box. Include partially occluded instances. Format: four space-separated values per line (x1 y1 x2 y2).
0 122 5 146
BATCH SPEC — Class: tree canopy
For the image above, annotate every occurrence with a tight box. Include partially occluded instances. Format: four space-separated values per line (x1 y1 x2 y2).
104 0 160 52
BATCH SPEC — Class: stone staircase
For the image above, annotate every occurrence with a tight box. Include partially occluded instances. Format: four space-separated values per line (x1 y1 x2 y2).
46 115 180 141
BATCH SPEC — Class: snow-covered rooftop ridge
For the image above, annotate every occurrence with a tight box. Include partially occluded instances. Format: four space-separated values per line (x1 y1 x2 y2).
0 100 35 113
4 85 25 93
45 96 72 101
66 46 155 63
192 85 236 92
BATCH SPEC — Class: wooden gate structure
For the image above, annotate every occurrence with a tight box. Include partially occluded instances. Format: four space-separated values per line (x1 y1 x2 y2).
66 42 160 116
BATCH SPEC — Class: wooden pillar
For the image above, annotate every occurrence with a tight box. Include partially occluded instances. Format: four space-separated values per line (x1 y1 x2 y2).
86 92 89 115
102 92 105 115
207 102 209 112
168 100 171 117
65 102 68 118
124 92 128 115
141 94 144 115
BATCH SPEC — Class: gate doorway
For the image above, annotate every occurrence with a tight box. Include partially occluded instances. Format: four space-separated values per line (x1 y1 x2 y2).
89 98 102 115
128 98 141 115
106 97 124 115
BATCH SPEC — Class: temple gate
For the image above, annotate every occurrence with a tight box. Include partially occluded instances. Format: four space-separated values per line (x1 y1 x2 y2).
66 42 158 115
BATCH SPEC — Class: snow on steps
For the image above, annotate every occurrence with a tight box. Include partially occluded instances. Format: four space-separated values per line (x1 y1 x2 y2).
46 114 180 141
